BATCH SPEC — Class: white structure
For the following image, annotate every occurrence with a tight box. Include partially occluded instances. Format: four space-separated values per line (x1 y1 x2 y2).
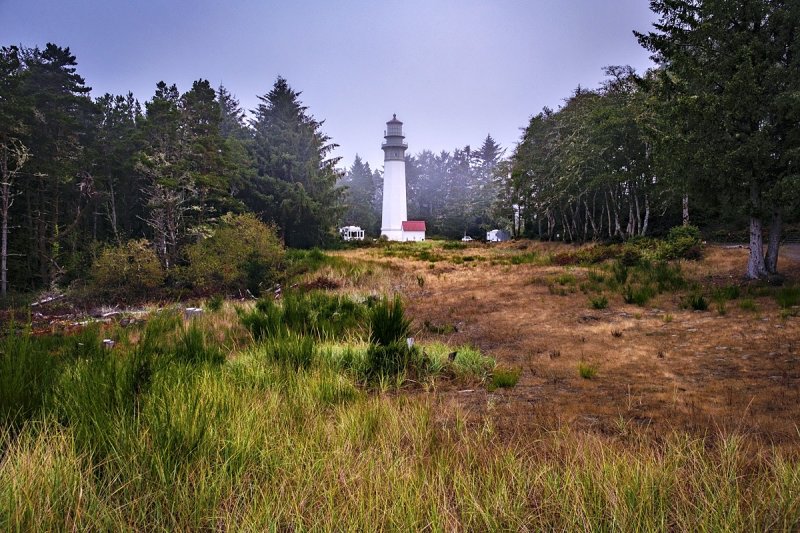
381 115 425 241
339 225 365 241
487 229 511 242
402 221 426 241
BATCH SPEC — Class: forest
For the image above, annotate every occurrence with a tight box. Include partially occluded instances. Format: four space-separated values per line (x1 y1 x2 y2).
1 0 798 302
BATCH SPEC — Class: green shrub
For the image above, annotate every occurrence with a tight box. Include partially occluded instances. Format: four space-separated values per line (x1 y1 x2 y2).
489 367 520 391
589 295 608 310
186 213 284 295
442 241 466 250
91 239 165 302
657 225 703 260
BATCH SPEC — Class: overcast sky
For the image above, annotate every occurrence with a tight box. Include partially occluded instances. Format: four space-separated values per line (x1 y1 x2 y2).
1 0 657 169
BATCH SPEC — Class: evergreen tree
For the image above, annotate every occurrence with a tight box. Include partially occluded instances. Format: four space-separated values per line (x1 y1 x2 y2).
637 0 800 278
248 77 343 248
340 155 377 233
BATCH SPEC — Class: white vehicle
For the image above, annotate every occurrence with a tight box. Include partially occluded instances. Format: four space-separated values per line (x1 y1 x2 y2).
461 235 473 242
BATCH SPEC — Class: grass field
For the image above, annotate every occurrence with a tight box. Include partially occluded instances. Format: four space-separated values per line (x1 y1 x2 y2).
1 241 799 530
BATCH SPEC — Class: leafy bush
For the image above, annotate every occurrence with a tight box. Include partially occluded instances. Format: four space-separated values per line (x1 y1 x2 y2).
185 213 284 295
91 239 165 302
658 225 703 260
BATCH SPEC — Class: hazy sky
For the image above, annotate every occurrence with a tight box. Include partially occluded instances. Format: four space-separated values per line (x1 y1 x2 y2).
1 0 657 169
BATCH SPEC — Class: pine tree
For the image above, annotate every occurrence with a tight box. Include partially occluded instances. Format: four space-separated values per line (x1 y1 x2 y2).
248 77 343 247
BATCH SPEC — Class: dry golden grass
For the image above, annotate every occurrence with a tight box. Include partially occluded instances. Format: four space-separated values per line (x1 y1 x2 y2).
335 242 800 445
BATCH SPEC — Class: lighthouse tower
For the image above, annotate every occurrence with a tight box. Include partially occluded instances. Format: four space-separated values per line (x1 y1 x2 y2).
380 115 408 240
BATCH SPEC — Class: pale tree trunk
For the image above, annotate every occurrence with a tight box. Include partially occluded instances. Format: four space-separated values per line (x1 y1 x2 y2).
641 195 650 237
747 216 768 279
746 183 768 279
682 192 690 226
764 210 781 275
1 139 30 298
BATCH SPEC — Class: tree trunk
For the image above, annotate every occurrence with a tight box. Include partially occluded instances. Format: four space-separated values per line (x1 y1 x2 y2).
747 216 767 279
765 210 781 274
682 192 690 226
641 195 650 237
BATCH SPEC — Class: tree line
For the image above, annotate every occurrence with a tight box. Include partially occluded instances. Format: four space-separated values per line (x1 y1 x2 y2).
0 44 342 295
494 0 799 279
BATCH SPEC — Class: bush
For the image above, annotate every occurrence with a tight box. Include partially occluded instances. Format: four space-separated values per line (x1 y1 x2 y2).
186 213 284 295
91 239 165 302
658 225 703 260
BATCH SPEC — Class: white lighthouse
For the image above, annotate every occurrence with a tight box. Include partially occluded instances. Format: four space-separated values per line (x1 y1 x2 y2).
381 114 426 241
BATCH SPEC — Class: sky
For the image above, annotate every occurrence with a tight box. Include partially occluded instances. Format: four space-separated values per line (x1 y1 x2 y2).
1 0 657 170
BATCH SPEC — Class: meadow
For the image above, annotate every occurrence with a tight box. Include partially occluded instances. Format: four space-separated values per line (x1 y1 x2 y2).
1 239 799 530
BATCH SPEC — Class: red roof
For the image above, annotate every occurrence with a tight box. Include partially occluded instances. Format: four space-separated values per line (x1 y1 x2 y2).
402 220 426 232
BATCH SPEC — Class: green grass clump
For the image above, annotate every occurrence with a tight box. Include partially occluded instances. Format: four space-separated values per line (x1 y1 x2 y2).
579 362 598 379
589 295 609 310
0 333 59 429
442 241 467 250
683 293 709 311
489 367 520 391
714 284 741 301
623 284 655 306
206 294 224 312
775 286 800 309
509 252 542 265
739 298 758 312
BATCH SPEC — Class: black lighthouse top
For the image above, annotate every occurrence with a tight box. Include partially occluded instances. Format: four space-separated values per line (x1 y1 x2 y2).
382 114 408 162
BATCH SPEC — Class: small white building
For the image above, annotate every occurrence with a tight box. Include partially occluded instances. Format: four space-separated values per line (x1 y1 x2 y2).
339 225 365 241
401 220 426 241
487 229 511 242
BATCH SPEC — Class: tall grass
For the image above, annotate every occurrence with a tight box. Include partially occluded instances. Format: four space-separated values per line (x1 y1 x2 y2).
1 303 798 530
